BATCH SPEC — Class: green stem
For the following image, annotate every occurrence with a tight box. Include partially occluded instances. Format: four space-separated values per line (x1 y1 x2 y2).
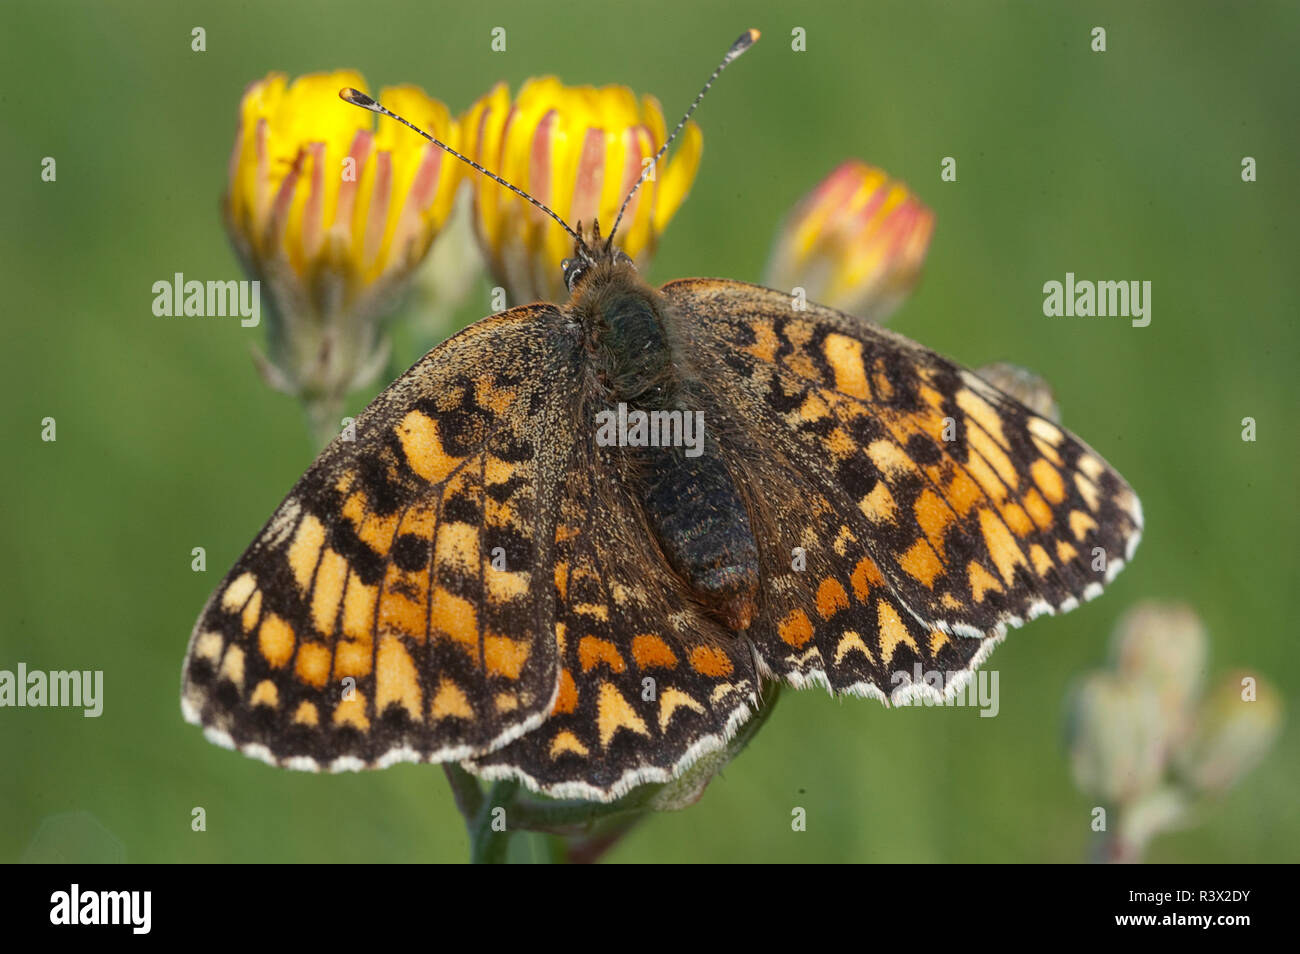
469 780 519 864
442 764 483 820
507 789 654 834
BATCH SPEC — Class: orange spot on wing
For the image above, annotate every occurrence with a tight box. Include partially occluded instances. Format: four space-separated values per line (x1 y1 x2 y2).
778 608 814 647
430 586 478 652
833 630 874 665
876 600 918 666
823 333 872 399
552 669 578 714
799 391 830 422
578 636 626 673
967 562 1003 602
1031 458 1066 504
999 501 1035 537
978 508 1028 584
341 573 377 641
475 377 517 414
376 635 423 721
1021 487 1054 529
333 690 370 731
549 730 589 758
240 589 263 633
258 613 295 668
689 645 733 677
295 641 331 688
899 538 944 588
631 634 677 669
743 321 779 362
396 409 464 484
430 678 473 720
287 514 325 592
914 487 954 555
342 492 400 555
1069 510 1098 540
311 548 348 636
484 633 529 679
858 481 897 522
378 587 427 641
250 679 279 708
816 577 850 619
334 638 372 679
596 682 649 747
826 427 856 458
658 688 706 731
944 468 983 516
850 556 884 601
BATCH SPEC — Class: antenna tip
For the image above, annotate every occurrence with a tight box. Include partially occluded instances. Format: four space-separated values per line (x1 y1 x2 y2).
339 87 379 110
726 28 760 62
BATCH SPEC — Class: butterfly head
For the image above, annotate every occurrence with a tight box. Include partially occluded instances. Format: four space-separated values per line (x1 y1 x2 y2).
561 220 636 293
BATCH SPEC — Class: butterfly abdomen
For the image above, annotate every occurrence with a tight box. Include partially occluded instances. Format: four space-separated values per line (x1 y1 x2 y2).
639 445 760 630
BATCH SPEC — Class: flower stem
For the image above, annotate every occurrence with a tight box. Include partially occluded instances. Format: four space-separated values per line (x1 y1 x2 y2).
469 780 519 864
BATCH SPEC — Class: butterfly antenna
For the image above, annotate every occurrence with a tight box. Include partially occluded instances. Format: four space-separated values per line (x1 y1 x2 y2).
339 87 582 244
606 28 761 248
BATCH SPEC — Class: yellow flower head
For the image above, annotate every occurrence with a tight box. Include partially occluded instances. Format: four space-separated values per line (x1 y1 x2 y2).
223 70 463 431
765 160 934 322
461 77 703 303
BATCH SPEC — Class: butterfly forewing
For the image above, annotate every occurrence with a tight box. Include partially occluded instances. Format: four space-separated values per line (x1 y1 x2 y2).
181 305 585 769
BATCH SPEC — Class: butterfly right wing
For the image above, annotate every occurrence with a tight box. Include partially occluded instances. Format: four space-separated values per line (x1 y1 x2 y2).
181 305 585 771
662 277 1141 704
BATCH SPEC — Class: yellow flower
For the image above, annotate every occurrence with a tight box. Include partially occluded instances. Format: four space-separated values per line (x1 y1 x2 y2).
461 77 702 304
223 70 463 438
765 160 933 322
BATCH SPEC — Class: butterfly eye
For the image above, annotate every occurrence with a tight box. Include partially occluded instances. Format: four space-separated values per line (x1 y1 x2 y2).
561 257 588 292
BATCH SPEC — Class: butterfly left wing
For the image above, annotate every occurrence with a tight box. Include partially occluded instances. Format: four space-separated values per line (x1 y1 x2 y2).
181 306 585 770
663 278 1142 656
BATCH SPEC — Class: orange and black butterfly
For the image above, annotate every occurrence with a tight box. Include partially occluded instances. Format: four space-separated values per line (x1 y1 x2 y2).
182 29 1141 801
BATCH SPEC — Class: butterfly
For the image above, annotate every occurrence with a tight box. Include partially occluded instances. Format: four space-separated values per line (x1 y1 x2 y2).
181 30 1142 802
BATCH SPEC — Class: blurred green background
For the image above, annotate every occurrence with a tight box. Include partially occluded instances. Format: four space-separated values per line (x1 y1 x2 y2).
2 0 1296 863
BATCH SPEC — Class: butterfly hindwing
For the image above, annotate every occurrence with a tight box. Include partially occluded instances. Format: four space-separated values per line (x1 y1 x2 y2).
181 305 586 770
663 277 1142 695
468 432 759 800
